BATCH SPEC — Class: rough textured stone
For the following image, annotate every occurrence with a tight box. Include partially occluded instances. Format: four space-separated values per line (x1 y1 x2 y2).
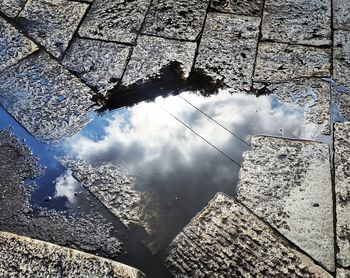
0 52 95 142
338 268 350 278
18 0 88 58
237 136 334 271
254 42 331 82
261 0 331 46
0 16 38 72
0 231 145 278
166 193 332 277
0 0 26 17
334 0 350 30
142 0 209 41
194 13 260 92
122 35 196 87
253 79 331 135
62 38 131 95
334 122 350 268
210 0 263 16
79 0 151 44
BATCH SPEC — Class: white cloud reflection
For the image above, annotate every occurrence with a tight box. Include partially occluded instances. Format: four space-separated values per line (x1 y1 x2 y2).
54 169 80 204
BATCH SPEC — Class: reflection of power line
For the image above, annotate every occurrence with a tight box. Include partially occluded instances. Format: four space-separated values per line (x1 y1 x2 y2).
178 95 251 147
156 103 241 167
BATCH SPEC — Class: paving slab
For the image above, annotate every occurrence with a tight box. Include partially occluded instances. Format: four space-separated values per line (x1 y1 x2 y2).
18 0 88 58
79 0 151 44
334 122 350 268
0 231 145 278
166 193 332 277
210 0 263 16
337 268 350 278
254 42 331 82
334 0 350 30
194 13 260 92
142 0 209 41
236 136 334 271
122 35 197 87
261 0 331 46
62 38 131 95
0 52 95 142
0 0 26 17
0 16 37 72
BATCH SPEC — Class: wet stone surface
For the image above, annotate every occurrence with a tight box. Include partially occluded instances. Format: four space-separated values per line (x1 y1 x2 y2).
62 38 131 95
78 0 151 44
142 0 209 41
0 231 145 278
0 52 95 142
0 16 38 72
122 35 197 87
237 136 334 271
254 42 331 82
0 0 26 17
18 0 88 58
334 0 350 30
210 0 263 16
166 193 332 277
334 122 350 268
194 13 260 92
261 0 331 46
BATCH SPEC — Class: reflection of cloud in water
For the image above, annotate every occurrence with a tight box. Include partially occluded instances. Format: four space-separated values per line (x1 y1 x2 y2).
54 169 79 204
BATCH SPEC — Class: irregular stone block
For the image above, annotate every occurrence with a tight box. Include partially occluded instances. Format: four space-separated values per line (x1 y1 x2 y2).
62 38 131 95
0 16 38 72
142 0 209 41
334 122 350 268
0 52 95 142
237 136 334 271
122 35 197 87
254 42 331 82
194 13 260 92
334 0 350 30
0 0 26 17
79 0 151 44
166 193 332 277
0 231 145 278
261 0 331 46
18 0 88 58
210 0 263 16
338 268 350 278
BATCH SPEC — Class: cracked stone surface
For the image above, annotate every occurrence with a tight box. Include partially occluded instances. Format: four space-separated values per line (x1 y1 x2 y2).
0 16 38 72
334 0 350 30
122 35 197 87
254 42 331 82
0 231 145 278
79 0 151 44
194 13 260 92
142 0 209 41
334 122 350 268
253 79 331 135
18 0 88 58
0 52 95 142
62 38 131 95
0 0 26 17
166 193 332 277
210 0 263 16
261 0 331 46
236 135 334 271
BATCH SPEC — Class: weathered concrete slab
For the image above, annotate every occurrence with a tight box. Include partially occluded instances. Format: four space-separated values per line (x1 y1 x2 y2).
79 0 151 44
210 0 263 16
0 16 38 72
0 231 145 278
237 136 334 271
142 0 209 41
0 52 95 142
334 0 350 30
166 193 332 277
194 13 260 92
62 38 131 95
254 42 331 82
253 79 331 135
122 35 196 87
0 0 26 17
334 122 350 268
261 0 331 46
18 0 88 58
